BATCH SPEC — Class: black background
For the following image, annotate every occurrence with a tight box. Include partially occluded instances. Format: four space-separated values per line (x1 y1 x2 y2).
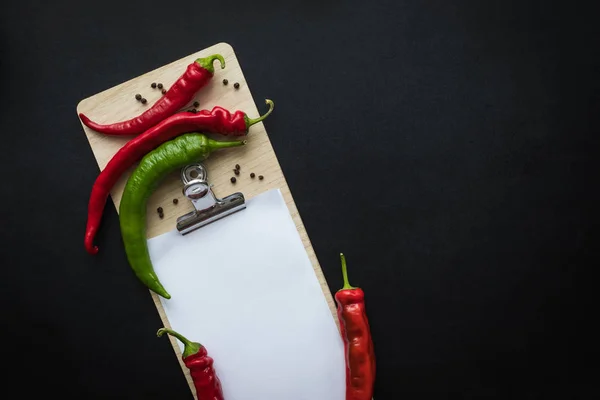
1 0 599 398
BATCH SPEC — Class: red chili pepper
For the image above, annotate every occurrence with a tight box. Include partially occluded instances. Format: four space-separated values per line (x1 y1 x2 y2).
78 54 226 136
84 100 274 255
157 328 224 400
335 253 376 400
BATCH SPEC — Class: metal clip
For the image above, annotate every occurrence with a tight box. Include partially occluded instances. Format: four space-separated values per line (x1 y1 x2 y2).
176 164 246 235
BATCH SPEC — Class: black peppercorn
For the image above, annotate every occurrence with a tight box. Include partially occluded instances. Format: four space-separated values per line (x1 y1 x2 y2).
157 83 163 89
223 79 228 85
234 169 240 175
141 98 147 104
135 94 142 101
233 82 240 89
157 207 163 214
193 101 199 108
250 172 256 178
259 175 264 180
230 177 237 183
151 82 157 89
173 199 178 205
235 164 240 170
161 89 167 95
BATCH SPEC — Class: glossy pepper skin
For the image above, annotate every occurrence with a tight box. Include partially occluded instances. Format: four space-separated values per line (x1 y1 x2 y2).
79 54 226 136
335 253 376 400
84 100 273 255
119 133 245 298
157 328 224 400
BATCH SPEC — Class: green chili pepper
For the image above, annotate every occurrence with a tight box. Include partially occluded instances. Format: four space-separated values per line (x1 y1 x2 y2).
119 133 246 299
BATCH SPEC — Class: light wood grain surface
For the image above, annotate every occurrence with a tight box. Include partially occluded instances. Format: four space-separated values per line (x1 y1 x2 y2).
76 42 337 399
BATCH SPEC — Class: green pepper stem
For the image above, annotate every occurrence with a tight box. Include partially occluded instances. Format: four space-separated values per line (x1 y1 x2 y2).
340 253 355 290
208 138 247 151
247 99 275 127
195 54 226 74
157 328 202 358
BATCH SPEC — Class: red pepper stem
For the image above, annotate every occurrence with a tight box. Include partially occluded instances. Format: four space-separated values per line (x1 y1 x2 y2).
157 328 202 358
340 253 356 290
247 99 275 127
195 54 226 74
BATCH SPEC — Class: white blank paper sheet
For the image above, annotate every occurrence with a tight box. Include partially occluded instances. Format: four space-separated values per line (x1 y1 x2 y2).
148 189 345 400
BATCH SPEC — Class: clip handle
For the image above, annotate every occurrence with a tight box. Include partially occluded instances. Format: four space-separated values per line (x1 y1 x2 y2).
183 181 218 212
181 164 208 185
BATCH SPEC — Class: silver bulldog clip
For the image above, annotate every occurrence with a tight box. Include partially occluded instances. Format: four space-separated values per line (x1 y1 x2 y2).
176 163 246 235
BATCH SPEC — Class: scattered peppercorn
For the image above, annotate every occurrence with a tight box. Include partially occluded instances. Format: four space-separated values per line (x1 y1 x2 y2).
235 164 240 170
135 94 142 101
173 198 178 205
141 98 147 104
234 169 240 176
159 213 164 219
233 82 240 89
157 207 163 214
250 173 256 178
259 175 264 180
230 177 237 183
193 101 200 108
157 83 163 89
222 79 228 85
151 82 157 89
161 89 166 94
191 108 197 113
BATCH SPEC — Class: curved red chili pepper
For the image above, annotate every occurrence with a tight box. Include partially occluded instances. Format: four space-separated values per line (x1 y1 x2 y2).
84 100 274 255
79 54 225 136
335 253 376 400
157 328 224 400
184 347 224 400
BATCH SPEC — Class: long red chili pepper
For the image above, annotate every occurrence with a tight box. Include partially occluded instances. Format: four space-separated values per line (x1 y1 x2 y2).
79 54 225 136
157 328 224 400
84 100 274 255
335 253 376 400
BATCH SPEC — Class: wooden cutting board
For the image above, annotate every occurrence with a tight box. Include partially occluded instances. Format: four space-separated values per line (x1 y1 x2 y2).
76 42 337 398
